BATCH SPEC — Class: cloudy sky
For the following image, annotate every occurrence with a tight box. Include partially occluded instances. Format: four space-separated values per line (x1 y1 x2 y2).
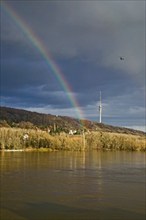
1 0 145 131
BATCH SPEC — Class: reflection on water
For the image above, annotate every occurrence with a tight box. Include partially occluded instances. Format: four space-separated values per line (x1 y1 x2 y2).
0 151 145 220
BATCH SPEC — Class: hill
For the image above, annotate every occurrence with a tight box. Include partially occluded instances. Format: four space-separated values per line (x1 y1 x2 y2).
0 106 145 136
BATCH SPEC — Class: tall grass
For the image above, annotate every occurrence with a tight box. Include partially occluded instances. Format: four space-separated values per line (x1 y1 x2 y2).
0 128 83 151
86 132 146 151
0 128 145 151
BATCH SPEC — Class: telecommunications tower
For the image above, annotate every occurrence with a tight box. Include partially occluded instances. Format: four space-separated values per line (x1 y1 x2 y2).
99 91 102 123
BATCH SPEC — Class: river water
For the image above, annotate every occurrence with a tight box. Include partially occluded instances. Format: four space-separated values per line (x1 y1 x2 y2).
0 151 145 220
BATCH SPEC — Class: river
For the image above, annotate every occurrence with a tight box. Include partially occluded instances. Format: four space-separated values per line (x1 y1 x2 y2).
0 151 145 220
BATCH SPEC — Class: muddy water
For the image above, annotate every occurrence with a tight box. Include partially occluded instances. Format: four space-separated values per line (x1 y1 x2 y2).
0 151 145 220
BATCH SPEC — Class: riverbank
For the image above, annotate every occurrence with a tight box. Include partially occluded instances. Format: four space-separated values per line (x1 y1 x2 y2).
0 127 145 151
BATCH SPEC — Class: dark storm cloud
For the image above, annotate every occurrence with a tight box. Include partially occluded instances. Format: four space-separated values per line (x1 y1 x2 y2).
1 58 55 89
1 1 145 130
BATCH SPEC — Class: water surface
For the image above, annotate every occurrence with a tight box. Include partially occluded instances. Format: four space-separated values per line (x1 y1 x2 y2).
0 151 145 220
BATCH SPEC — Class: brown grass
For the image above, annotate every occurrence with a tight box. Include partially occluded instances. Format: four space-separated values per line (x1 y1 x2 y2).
0 127 145 151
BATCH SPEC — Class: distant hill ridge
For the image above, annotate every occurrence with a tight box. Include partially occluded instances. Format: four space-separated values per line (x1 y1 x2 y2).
0 106 145 136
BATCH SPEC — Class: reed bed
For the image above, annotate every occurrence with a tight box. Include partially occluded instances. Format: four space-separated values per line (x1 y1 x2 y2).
0 128 145 151
86 132 146 151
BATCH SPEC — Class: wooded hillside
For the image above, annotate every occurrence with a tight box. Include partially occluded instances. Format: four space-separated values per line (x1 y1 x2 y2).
0 106 145 136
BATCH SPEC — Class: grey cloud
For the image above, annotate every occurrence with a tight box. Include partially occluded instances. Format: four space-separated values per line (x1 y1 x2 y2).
1 1 145 129
2 1 145 78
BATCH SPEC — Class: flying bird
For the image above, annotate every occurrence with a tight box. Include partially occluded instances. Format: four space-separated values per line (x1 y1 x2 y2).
120 56 124 60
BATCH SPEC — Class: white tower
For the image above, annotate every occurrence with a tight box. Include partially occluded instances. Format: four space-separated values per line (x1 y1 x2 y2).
99 91 102 123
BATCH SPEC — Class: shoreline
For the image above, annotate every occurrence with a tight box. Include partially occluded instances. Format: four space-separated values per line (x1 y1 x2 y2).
0 148 145 152
1 149 24 152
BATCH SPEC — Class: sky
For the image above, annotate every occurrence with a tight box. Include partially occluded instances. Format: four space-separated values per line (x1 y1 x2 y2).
0 0 145 131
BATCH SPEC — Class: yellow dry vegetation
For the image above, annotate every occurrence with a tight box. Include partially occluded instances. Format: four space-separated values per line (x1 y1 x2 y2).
0 128 145 151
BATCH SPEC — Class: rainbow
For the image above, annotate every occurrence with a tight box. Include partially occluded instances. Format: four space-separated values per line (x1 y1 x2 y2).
2 1 84 120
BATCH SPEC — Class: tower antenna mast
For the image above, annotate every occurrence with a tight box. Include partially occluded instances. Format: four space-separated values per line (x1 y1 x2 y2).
99 91 102 123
